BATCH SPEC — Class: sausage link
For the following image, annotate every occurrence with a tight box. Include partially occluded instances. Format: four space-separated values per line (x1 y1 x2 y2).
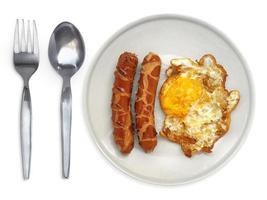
111 52 138 154
135 52 161 152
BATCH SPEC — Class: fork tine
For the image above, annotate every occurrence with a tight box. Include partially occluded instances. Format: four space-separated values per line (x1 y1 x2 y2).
21 19 26 52
32 20 39 55
27 20 32 53
14 19 20 53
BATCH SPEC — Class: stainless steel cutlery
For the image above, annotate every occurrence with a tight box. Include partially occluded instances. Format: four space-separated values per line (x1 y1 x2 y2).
13 19 84 179
13 19 39 180
48 22 85 178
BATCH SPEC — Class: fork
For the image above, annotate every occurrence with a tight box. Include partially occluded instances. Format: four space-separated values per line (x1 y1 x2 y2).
13 19 39 180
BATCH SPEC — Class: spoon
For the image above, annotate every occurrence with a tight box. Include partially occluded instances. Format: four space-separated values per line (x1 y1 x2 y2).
48 22 85 178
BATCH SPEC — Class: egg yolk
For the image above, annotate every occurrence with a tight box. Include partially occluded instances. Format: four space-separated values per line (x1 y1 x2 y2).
160 76 203 118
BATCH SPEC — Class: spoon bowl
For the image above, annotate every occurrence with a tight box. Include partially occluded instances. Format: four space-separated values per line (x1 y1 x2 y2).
49 22 85 77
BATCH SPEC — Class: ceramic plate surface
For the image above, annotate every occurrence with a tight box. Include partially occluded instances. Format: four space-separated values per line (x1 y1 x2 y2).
85 14 253 185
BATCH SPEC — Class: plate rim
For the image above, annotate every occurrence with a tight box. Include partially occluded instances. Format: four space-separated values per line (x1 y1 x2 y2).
83 13 255 186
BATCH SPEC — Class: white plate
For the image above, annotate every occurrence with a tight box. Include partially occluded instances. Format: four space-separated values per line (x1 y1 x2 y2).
85 14 254 185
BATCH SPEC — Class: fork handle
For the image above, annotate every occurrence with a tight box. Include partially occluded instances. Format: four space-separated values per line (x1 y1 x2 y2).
61 77 72 178
20 85 32 180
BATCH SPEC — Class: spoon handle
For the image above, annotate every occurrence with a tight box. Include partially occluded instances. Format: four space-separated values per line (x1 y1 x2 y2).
20 85 32 180
61 77 72 178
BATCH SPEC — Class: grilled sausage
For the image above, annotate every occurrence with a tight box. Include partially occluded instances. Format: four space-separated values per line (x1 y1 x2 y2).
135 52 161 152
111 52 138 154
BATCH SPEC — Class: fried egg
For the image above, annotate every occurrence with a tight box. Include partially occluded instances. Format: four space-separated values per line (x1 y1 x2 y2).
159 54 240 157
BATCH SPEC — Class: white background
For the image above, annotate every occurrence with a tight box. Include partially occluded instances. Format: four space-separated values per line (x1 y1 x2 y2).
0 0 263 199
